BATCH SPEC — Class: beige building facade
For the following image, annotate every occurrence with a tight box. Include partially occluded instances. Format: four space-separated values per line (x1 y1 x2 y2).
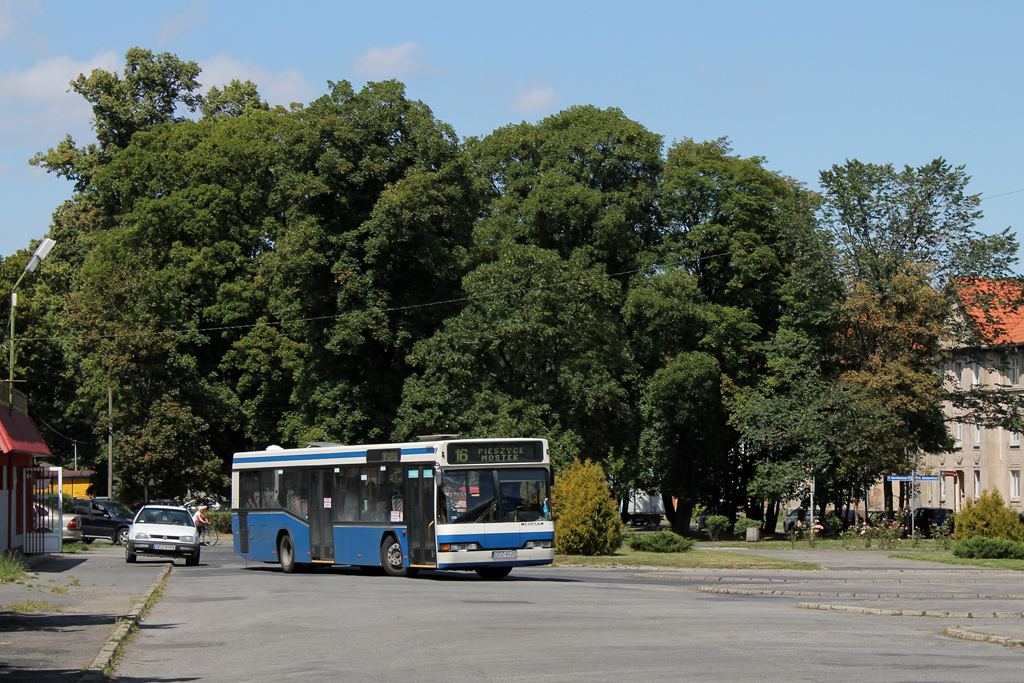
914 357 1024 513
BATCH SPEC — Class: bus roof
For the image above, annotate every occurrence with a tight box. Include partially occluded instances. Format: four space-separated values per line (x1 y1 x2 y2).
231 437 548 470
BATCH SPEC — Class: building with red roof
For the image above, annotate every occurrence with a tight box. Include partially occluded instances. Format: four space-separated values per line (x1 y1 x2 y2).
0 385 55 554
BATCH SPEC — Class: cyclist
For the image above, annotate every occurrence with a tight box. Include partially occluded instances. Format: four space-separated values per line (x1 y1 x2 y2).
192 505 210 538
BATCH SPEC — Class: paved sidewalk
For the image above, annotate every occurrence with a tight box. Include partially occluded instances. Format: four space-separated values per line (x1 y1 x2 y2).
0 545 167 683
694 545 1024 645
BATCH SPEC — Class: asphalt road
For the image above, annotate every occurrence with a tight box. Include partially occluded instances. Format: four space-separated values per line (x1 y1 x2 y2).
107 545 1024 682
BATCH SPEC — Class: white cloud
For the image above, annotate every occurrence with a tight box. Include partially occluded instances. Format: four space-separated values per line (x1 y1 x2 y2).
353 42 429 80
0 0 48 52
200 53 316 107
0 51 121 146
158 0 208 46
510 81 558 113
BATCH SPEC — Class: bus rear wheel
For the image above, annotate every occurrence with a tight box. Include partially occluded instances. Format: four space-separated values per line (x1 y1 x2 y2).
476 567 512 580
279 535 297 574
380 535 410 577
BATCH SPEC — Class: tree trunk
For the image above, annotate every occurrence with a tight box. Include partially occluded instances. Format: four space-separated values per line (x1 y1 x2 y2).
883 479 893 520
764 500 779 535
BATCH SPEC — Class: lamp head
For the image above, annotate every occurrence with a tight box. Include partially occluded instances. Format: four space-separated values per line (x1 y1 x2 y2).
24 238 56 273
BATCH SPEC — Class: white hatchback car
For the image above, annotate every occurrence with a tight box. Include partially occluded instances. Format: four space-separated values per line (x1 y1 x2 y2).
125 504 201 566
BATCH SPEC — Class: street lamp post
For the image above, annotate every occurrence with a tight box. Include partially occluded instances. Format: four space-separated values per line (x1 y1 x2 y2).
8 238 56 388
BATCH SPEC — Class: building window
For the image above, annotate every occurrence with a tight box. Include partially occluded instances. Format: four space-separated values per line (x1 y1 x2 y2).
1012 431 1021 448
940 475 946 500
1012 471 1021 500
955 363 963 389
1011 358 1020 387
955 423 963 444
974 470 982 497
971 362 981 387
974 424 982 445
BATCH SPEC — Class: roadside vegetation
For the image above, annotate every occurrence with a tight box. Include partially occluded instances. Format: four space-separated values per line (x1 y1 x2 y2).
555 548 819 570
0 551 30 584
889 552 1024 572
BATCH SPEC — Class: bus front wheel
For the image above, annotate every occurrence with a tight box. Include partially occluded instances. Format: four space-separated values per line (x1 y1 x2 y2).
380 536 410 577
279 535 297 574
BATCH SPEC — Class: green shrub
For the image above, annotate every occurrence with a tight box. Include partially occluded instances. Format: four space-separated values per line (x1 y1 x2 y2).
704 515 730 541
0 550 28 584
954 490 1024 542
733 517 762 537
624 531 696 553
552 459 622 555
952 536 1024 559
208 510 233 535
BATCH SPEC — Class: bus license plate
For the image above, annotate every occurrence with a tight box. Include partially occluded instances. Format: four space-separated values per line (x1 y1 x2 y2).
492 550 517 559
154 544 175 551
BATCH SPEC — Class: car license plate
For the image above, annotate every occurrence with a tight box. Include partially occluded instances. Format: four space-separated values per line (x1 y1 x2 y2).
492 550 517 559
154 544 175 551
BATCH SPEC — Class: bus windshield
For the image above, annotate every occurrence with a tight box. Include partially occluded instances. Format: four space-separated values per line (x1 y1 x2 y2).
441 468 550 524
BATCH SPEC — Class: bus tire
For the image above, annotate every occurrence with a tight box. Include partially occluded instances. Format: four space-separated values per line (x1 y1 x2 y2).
279 535 297 574
476 567 512 580
380 535 409 577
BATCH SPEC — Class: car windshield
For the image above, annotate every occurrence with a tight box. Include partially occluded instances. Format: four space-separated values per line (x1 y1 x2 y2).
136 509 194 526
108 502 135 517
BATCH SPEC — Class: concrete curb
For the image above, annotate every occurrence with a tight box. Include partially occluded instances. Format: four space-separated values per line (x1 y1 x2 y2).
944 627 1024 647
795 601 1024 619
696 585 1024 600
77 562 173 683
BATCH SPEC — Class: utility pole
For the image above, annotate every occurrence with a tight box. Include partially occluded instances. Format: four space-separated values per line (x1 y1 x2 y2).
107 386 113 498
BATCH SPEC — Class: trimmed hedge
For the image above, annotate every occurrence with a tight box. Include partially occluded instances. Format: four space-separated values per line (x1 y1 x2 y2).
952 536 1024 559
733 517 762 537
208 510 233 535
704 515 730 541
624 531 696 553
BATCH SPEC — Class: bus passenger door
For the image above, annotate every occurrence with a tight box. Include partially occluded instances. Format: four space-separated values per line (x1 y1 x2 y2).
309 470 334 562
406 466 437 567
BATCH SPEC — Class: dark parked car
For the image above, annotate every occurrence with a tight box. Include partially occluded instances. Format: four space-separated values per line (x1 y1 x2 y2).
824 509 864 530
905 507 954 537
72 498 135 545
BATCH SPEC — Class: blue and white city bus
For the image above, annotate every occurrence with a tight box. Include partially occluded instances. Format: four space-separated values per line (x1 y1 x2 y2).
231 436 555 579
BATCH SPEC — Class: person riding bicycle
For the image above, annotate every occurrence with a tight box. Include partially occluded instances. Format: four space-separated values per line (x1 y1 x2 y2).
192 505 210 537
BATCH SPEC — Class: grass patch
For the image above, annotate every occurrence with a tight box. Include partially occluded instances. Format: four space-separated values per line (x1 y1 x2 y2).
0 550 29 583
3 600 62 613
60 541 92 553
890 551 1024 571
555 548 819 570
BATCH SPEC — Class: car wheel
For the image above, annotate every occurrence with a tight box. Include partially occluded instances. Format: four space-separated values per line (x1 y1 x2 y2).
186 551 200 567
113 527 129 545
380 535 410 577
125 547 137 563
279 535 297 574
476 567 512 580
81 538 93 544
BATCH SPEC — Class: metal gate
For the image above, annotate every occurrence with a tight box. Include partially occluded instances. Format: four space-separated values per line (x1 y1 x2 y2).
24 466 62 554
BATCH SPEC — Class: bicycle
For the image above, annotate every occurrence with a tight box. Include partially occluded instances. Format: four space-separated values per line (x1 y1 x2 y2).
198 525 219 546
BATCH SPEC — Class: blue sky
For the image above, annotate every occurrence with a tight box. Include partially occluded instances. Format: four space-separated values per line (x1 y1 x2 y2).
1 0 1022 262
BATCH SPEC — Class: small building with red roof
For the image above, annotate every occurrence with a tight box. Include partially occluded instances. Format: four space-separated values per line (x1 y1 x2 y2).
0 386 55 554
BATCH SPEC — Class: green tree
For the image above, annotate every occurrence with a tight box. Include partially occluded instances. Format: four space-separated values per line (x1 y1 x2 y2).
629 138 820 532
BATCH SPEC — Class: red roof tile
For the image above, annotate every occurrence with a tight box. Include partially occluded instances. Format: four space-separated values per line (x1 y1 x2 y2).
958 278 1024 345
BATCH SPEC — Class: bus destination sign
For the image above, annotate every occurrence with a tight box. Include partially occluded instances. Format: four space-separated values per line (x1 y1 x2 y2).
449 441 542 464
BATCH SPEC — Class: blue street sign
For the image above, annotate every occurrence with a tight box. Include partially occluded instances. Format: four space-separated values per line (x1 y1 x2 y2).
887 475 912 481
916 475 939 481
